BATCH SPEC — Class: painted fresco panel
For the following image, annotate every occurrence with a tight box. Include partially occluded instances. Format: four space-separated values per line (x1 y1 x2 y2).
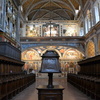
63 23 79 36
22 49 40 60
26 24 40 37
43 24 59 37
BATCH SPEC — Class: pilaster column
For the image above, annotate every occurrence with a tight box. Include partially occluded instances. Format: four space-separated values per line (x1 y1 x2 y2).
60 24 63 36
21 24 26 37
84 42 87 58
16 6 21 43
90 0 95 27
94 35 99 55
98 1 100 21
40 24 42 37
59 24 61 36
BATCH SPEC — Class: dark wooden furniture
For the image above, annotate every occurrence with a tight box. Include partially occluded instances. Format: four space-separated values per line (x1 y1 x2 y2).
0 42 36 100
67 55 100 100
0 42 21 61
37 85 64 100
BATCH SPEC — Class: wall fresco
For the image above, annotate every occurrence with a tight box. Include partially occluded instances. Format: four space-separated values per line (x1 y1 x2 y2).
26 24 40 37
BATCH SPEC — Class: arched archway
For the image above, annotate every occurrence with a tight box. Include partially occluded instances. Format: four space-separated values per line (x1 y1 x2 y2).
41 49 61 58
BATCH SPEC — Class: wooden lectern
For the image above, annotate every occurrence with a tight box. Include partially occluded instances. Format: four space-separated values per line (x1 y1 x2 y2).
37 50 64 100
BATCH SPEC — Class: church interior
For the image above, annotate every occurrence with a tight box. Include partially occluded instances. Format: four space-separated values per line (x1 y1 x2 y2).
0 0 100 100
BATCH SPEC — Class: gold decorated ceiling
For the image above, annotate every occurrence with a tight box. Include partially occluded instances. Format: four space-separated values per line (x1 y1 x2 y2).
17 0 87 20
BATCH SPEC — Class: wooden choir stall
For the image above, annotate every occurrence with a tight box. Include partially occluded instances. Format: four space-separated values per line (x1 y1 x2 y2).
0 42 36 100
67 55 100 100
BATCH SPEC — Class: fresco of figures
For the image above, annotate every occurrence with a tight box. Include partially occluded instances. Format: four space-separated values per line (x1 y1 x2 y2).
21 49 40 60
42 24 59 37
21 46 84 75
23 21 80 37
63 23 79 36
21 46 84 61
26 24 40 37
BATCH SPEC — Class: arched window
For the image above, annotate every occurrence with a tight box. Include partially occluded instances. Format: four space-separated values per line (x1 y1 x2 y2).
94 1 100 23
79 22 84 36
85 17 88 34
85 9 94 34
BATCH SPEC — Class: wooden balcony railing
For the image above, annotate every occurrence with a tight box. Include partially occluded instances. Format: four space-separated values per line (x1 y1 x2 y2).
0 42 21 60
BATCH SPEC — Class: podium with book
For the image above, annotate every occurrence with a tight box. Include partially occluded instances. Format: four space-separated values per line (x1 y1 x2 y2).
37 50 64 100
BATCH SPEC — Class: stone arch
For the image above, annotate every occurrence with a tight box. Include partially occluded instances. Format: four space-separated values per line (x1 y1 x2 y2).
86 40 95 57
41 49 61 57
21 44 85 56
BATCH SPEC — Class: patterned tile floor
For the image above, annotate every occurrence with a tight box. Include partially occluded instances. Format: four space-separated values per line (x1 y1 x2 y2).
11 78 93 100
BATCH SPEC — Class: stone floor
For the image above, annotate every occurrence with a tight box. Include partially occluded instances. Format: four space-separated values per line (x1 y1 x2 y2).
11 78 93 100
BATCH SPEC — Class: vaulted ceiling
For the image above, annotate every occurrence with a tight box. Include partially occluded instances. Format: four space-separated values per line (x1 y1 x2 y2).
16 0 87 21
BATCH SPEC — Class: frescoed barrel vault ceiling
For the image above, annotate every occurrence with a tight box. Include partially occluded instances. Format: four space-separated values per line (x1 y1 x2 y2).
21 46 84 61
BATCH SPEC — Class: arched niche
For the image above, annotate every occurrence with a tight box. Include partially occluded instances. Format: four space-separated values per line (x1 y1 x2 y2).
21 48 41 60
86 41 95 57
63 48 84 60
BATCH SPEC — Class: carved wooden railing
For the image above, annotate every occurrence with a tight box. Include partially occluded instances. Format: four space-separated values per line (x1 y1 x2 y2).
0 42 21 60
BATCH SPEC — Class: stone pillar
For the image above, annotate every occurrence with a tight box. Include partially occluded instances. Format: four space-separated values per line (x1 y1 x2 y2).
60 24 63 36
16 6 21 43
90 0 95 26
84 42 87 58
23 24 26 37
83 15 86 35
59 24 61 36
40 24 42 37
2 0 6 31
20 23 26 37
98 2 100 21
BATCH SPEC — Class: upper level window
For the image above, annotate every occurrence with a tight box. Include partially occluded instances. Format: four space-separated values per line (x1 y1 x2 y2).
94 1 100 23
85 16 88 34
85 10 93 34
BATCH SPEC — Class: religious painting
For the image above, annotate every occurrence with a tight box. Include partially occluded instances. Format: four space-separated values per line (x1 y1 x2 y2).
63 23 79 36
26 24 39 37
22 49 40 60
43 23 59 37
0 0 4 26
63 49 82 60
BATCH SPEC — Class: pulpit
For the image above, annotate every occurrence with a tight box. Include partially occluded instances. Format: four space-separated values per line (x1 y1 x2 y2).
37 50 64 100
